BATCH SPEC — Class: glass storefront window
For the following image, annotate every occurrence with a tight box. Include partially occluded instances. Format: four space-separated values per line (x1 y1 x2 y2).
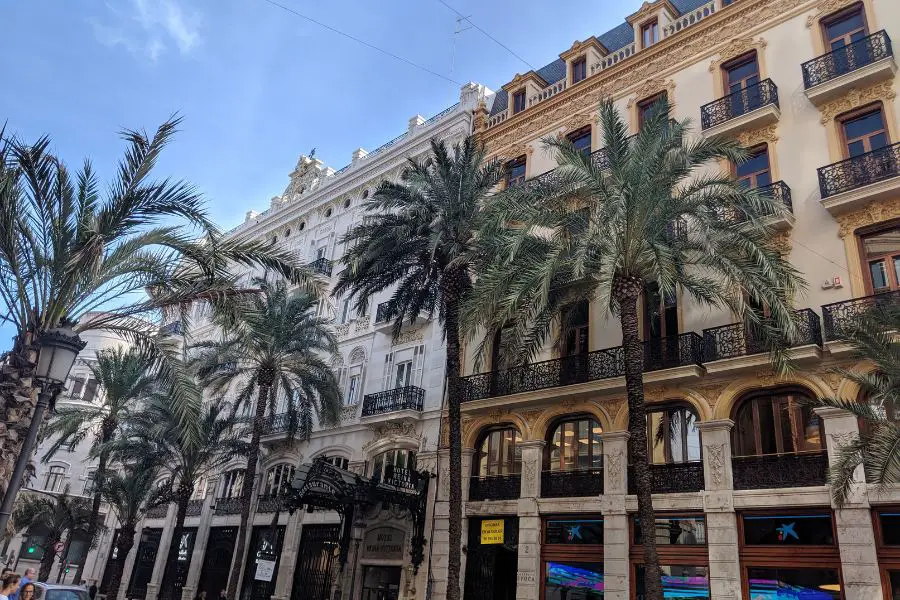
634 516 707 545
545 519 604 545
635 565 709 600
746 567 840 600
545 561 604 600
477 428 523 476
742 514 834 546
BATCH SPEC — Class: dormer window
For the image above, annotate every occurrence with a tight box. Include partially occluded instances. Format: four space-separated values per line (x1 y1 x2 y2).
572 57 587 84
641 19 659 48
513 90 527 114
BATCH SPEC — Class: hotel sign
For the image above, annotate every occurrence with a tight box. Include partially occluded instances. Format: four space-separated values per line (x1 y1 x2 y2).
362 527 405 560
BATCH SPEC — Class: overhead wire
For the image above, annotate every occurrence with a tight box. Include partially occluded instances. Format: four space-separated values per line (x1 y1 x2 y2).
435 0 536 71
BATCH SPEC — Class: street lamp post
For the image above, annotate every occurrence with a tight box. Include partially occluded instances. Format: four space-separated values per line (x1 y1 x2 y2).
0 322 86 537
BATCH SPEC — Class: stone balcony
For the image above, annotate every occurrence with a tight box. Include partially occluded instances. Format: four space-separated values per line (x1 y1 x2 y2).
700 79 780 138
359 385 424 424
307 257 333 277
817 141 900 216
802 30 896 105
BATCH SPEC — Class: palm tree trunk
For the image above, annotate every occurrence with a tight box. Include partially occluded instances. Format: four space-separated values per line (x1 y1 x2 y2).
443 295 464 600
616 280 664 600
225 385 268 600
106 523 137 600
75 421 115 584
158 488 191 600
39 538 58 581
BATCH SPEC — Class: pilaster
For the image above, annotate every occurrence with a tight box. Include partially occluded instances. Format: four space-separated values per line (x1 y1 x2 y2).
117 526 143 600
146 503 178 600
271 509 303 600
180 483 217 600
519 441 545 499
600 431 629 600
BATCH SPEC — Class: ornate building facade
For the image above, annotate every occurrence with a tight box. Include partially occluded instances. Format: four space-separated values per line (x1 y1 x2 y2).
429 0 900 600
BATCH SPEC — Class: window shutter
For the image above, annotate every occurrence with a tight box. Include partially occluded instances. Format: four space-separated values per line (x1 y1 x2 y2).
382 352 394 391
412 345 426 387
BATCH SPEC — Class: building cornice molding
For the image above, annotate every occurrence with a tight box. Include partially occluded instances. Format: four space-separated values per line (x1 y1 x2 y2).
817 80 897 124
836 196 900 238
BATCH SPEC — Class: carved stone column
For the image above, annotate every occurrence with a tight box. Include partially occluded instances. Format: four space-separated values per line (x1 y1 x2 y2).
270 509 302 600
697 420 741 600
429 448 472 600
515 441 545 600
145 503 178 600
519 441 545 499
817 407 882 600
117 526 144 600
180 482 218 600
600 431 629 600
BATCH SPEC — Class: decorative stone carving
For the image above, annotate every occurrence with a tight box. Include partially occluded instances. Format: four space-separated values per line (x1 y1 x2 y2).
362 421 420 452
737 124 779 148
334 322 351 338
627 78 676 108
705 443 726 487
771 231 792 255
607 450 624 481
440 466 450 498
523 460 537 495
349 347 366 364
830 432 857 448
819 81 897 124
806 0 859 28
354 314 371 332
836 196 900 238
392 327 424 346
709 37 767 70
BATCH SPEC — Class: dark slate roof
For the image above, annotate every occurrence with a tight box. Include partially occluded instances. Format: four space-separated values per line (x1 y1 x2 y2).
488 0 711 117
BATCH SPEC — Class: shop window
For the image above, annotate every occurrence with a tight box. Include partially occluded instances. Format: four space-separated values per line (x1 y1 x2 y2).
567 127 592 157
641 19 659 48
638 92 668 130
505 156 527 188
860 225 900 293
732 388 823 457
545 562 604 599
572 57 587 84
545 518 604 545
635 565 710 599
840 105 888 158
371 449 415 482
634 515 707 545
646 404 700 465
742 513 835 545
513 90 527 114
262 464 295 497
545 417 602 471
747 567 840 600
476 427 522 476
736 145 772 188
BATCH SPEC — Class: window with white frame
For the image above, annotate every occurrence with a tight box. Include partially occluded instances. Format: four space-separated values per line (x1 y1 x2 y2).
346 374 361 406
219 469 245 498
44 466 66 492
338 298 353 324
324 455 350 470
262 464 295 497
370 449 416 482
83 469 98 495
190 477 209 500
381 345 425 391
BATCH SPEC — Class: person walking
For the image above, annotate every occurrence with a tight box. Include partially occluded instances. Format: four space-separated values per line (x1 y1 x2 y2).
17 583 35 600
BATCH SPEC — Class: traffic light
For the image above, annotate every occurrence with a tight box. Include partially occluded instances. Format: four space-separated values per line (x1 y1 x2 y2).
26 546 36 554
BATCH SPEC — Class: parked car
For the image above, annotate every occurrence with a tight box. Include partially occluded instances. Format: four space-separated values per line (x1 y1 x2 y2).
31 582 90 600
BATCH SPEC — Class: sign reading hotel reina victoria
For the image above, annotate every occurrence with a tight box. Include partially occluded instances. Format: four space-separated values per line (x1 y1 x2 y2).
362 527 405 560
480 519 504 545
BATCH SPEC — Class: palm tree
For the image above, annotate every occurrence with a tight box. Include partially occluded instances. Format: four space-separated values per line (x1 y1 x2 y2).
464 99 804 600
41 347 153 583
95 459 163 600
333 137 502 600
191 278 342 599
114 395 242 600
12 487 95 581
814 303 900 506
0 117 315 511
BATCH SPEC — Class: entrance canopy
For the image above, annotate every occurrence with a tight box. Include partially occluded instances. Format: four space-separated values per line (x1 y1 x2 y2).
285 456 432 570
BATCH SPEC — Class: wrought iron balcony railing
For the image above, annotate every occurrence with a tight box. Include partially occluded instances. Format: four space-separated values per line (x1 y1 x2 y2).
817 141 900 198
822 289 900 341
375 299 397 323
758 180 793 214
802 30 893 89
214 497 243 515
732 451 827 490
627 461 704 494
361 386 424 416
469 474 521 501
145 503 169 519
256 495 285 513
458 332 703 403
700 79 779 130
541 468 604 498
185 499 204 517
703 308 822 362
308 257 333 276
262 412 292 435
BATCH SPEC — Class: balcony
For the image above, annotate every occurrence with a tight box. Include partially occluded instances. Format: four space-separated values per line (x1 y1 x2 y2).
307 257 333 276
256 495 284 513
541 468 604 498
261 412 292 436
469 474 521 501
186 499 203 517
702 308 822 373
145 504 168 519
802 30 896 105
627 461 704 494
732 452 828 490
459 332 703 404
701 79 780 137
361 385 424 419
375 299 396 324
822 290 900 342
817 141 900 216
214 497 243 515
758 181 794 230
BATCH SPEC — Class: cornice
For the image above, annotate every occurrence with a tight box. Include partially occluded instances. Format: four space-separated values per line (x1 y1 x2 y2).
479 0 819 157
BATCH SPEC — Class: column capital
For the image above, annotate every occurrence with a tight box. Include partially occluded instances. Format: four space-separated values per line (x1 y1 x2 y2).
696 418 734 433
519 440 547 450
814 406 855 420
600 430 630 443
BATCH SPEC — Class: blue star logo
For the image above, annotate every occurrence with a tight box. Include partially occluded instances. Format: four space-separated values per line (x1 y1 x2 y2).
776 522 799 541
567 525 582 541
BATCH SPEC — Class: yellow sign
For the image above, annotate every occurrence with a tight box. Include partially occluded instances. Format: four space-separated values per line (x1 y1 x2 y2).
481 519 505 545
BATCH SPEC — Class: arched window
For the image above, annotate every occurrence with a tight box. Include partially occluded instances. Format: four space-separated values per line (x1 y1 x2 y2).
220 469 245 498
646 404 701 464
545 416 602 471
323 455 350 470
371 449 416 481
732 388 823 456
262 464 295 497
44 465 66 492
476 427 522 476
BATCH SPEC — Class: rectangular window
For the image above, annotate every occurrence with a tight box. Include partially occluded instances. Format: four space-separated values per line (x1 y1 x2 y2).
394 361 412 388
513 90 527 114
545 519 604 545
841 106 888 157
742 513 834 546
572 57 587 84
641 19 659 48
71 376 85 397
82 378 99 403
638 92 667 130
823 5 867 51
735 145 772 188
747 567 840 600
346 374 360 406
316 246 327 260
505 156 527 188
45 466 65 492
643 281 678 339
861 226 900 293
83 470 97 495
567 127 592 157
879 512 900 545
723 53 762 117
635 565 710 600
544 561 604 599
338 298 351 324
634 516 707 545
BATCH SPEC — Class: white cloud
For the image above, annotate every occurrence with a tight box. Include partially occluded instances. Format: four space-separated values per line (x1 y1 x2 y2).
90 0 202 62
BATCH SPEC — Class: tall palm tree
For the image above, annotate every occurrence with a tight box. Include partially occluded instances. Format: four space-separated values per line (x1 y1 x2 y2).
814 303 900 506
41 347 153 583
12 487 95 581
114 395 242 600
191 278 342 599
333 137 502 600
464 99 804 600
0 117 315 510
95 459 163 600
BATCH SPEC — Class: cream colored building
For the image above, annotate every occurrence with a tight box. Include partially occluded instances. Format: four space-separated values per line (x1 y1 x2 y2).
428 0 900 600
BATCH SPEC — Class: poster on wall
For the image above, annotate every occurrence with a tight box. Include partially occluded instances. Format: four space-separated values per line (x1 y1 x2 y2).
480 519 504 545
255 559 277 582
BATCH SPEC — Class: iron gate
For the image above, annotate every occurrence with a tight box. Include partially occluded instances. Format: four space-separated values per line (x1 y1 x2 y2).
198 527 237 598
240 526 285 600
127 528 162 599
291 525 340 600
